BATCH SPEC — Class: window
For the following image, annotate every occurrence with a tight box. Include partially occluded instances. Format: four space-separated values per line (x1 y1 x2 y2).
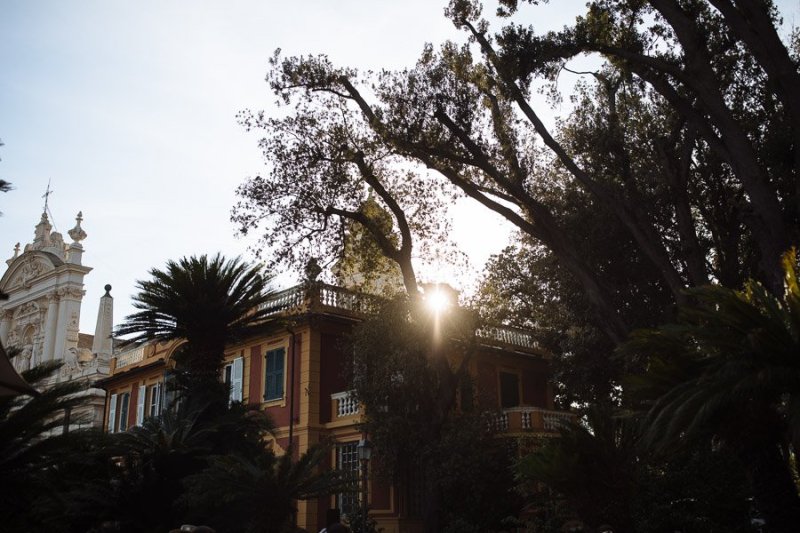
224 357 244 404
107 393 118 433
264 348 285 401
117 392 130 432
148 382 163 418
336 442 359 517
136 385 146 425
499 372 520 408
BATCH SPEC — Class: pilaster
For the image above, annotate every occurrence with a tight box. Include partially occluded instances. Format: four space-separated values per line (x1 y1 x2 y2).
0 310 10 345
42 295 59 361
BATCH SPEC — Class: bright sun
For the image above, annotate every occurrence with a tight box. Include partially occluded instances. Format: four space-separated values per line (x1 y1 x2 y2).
425 290 450 314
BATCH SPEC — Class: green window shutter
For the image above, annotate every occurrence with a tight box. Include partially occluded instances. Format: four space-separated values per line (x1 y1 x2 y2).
264 348 285 400
118 393 130 432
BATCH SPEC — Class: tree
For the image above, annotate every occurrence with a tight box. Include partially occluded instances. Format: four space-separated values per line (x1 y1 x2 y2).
234 68 458 298
348 296 520 532
516 404 753 532
622 249 800 530
242 0 799 347
116 254 276 407
180 441 346 533
483 0 798 293
0 360 88 532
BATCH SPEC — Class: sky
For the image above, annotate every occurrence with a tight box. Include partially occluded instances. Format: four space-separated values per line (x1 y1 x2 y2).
1 0 798 334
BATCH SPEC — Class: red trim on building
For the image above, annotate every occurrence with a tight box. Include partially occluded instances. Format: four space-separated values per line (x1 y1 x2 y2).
248 344 262 405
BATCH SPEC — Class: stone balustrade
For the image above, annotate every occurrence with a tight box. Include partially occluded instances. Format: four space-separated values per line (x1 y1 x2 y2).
489 407 574 434
261 283 540 352
115 345 145 369
331 390 360 418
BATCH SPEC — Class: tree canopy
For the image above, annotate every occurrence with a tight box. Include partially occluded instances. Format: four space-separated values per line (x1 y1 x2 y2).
236 0 799 347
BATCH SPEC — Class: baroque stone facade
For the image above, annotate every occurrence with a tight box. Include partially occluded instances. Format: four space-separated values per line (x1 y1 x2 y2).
0 209 112 430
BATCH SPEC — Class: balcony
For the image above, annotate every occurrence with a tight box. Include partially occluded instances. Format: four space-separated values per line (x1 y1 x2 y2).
263 283 540 352
487 407 574 434
331 390 360 419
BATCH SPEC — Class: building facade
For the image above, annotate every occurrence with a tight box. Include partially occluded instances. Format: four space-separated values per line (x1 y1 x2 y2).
100 282 570 532
0 209 113 430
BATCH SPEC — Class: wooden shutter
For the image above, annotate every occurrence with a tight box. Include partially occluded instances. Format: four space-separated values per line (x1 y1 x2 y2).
232 357 243 402
264 348 285 400
136 385 146 425
108 393 117 433
153 382 162 415
119 393 130 432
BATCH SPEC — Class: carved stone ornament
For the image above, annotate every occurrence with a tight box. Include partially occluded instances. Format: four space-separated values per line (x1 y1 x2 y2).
18 256 46 288
62 347 80 373
68 212 87 243
57 287 85 299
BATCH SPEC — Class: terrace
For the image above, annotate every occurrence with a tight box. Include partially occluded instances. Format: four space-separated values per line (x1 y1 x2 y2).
264 283 542 353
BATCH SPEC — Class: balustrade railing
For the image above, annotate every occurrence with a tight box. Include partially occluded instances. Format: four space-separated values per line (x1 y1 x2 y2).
486 412 509 432
331 390 360 418
115 346 145 369
319 285 382 314
261 284 540 351
542 409 572 431
493 407 573 433
262 286 305 315
476 325 539 350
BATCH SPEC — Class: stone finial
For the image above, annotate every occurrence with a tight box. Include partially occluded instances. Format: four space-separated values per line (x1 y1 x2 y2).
68 211 87 243
304 257 322 282
5 243 20 267
33 212 52 248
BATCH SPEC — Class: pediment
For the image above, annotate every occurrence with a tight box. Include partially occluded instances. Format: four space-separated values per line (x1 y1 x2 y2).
0 251 62 293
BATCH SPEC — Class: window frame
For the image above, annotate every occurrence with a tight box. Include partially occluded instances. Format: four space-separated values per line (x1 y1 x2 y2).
335 441 360 517
263 346 287 402
136 384 146 426
107 393 118 433
223 355 244 404
148 382 163 418
117 392 130 432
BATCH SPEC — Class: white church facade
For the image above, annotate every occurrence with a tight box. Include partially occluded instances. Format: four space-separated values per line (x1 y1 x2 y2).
0 208 114 430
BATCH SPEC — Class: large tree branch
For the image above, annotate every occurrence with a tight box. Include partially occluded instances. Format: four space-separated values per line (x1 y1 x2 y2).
467 19 689 298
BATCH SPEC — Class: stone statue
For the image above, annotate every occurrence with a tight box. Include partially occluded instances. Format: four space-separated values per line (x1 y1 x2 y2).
18 345 32 372
62 346 80 372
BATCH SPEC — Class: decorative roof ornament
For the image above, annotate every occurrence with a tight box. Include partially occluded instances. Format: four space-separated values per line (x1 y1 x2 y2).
68 211 87 244
32 211 52 249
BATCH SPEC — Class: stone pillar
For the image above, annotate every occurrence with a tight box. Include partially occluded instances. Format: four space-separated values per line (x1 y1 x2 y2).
62 290 83 355
53 289 73 362
0 310 11 345
42 295 59 361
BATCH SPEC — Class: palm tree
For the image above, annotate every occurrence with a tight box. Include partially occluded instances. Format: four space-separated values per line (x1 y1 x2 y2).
116 254 276 405
516 404 640 532
55 400 277 533
180 441 349 533
0 358 88 531
623 249 800 531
